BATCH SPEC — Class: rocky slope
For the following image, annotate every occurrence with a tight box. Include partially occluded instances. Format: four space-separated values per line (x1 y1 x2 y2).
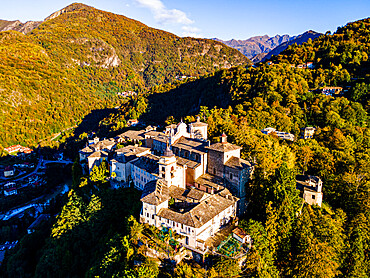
0 19 42 34
259 30 322 62
214 31 322 63
213 34 291 59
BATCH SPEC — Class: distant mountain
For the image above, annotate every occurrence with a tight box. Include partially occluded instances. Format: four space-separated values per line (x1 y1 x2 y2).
260 30 322 62
213 34 291 59
214 31 322 63
0 3 249 148
0 19 42 34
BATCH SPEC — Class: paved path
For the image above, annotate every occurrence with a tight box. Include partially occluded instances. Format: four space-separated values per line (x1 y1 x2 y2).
44 125 77 142
43 159 73 165
0 183 70 220
1 156 43 183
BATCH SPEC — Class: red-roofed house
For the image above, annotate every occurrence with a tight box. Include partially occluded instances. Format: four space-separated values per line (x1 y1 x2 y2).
128 119 139 126
4 145 22 153
232 227 251 244
4 145 32 154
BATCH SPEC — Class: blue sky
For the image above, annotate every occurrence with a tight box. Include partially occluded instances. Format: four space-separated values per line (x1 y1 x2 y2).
1 0 369 40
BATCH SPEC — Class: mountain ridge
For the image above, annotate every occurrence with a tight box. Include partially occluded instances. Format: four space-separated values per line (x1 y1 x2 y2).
258 30 322 62
0 19 42 34
0 2 249 148
213 34 292 59
214 30 322 63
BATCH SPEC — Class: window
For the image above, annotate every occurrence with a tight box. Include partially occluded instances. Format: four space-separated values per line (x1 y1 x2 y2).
152 214 154 219
312 195 316 199
213 168 216 175
230 172 233 179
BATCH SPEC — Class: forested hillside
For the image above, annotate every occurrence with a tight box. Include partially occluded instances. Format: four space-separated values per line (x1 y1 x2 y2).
0 3 249 149
90 17 370 277
3 14 370 278
272 18 370 80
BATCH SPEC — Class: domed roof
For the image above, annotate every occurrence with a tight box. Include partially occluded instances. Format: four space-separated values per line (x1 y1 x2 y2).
163 145 175 157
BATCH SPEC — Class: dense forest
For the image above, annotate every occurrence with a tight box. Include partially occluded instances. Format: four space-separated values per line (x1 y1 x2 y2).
2 13 370 278
0 3 248 149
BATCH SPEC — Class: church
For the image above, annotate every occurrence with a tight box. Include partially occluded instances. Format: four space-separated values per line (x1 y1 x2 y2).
79 117 255 250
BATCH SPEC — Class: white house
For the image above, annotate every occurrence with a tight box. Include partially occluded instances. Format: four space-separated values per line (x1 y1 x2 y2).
296 175 323 207
4 187 17 196
110 146 151 183
130 153 160 190
3 166 15 177
87 151 109 173
140 179 238 250
232 227 251 244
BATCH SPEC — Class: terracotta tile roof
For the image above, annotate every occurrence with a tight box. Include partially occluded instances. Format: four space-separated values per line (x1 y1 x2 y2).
206 142 241 153
232 227 247 239
4 145 22 153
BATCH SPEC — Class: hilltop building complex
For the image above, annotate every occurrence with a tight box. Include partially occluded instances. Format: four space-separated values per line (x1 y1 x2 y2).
78 117 323 250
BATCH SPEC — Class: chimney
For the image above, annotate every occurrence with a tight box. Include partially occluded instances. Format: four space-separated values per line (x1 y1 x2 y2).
221 133 227 144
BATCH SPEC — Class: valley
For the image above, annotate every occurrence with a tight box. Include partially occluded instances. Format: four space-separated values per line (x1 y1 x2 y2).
0 2 370 278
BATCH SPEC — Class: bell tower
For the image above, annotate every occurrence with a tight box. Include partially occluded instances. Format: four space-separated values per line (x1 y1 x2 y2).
159 145 179 187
